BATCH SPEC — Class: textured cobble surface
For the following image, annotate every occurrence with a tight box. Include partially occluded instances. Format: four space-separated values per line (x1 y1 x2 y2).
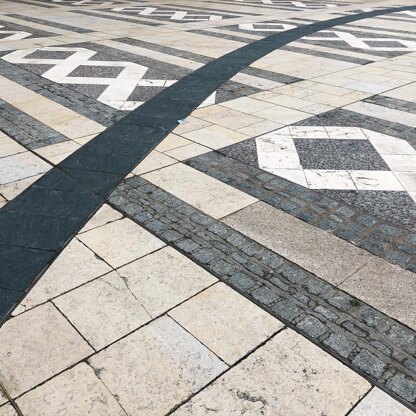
0 100 69 149
109 176 416 410
186 152 416 273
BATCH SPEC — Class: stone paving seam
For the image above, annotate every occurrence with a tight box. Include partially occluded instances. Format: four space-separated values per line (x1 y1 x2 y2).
0 4 415 325
186 151 416 272
109 175 416 411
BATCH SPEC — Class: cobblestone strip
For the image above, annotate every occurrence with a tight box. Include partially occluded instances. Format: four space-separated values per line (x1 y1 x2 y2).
0 100 69 149
0 60 124 128
109 176 416 410
186 152 416 272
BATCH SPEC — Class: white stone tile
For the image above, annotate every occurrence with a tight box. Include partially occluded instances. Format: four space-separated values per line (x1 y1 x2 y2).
203 108 263 130
164 142 211 161
350 171 404 191
266 168 308 187
395 172 416 192
0 174 41 200
183 125 249 150
289 126 329 139
382 155 416 172
131 150 177 176
0 135 25 158
364 130 416 155
344 81 390 93
220 97 275 113
325 126 367 140
382 82 416 101
237 120 283 137
89 316 227 416
253 105 310 124
17 363 126 416
78 218 165 268
173 329 370 416
155 133 191 152
349 387 414 416
305 170 356 190
0 152 50 185
34 141 80 161
14 238 111 314
170 283 282 365
54 271 151 350
172 116 212 135
80 204 123 233
118 246 217 317
0 303 93 397
0 404 17 416
143 163 256 219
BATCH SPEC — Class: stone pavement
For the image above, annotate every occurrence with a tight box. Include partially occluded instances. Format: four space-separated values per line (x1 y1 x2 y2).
0 0 415 414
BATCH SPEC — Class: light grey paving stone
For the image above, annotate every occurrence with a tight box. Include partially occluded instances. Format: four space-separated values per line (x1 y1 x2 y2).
349 387 414 416
0 303 93 397
14 238 112 314
54 272 152 350
0 404 17 416
89 316 227 416
16 363 126 416
117 247 217 317
172 329 370 416
0 389 7 407
222 201 367 286
80 204 123 233
169 282 283 364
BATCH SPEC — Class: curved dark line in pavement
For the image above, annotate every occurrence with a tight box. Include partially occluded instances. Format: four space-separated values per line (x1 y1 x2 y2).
1 5 415 324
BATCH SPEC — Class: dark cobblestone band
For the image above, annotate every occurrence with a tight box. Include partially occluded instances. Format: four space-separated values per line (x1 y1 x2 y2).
109 176 416 412
1 5 415 326
186 152 416 273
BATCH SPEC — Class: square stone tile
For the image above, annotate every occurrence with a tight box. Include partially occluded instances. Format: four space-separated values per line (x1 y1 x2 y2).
143 163 256 219
118 247 217 317
170 283 282 365
183 125 249 150
78 218 165 268
80 204 123 233
349 387 414 416
131 150 177 176
253 105 310 124
172 329 370 415
54 271 151 350
14 238 112 314
164 143 211 161
89 316 228 416
0 152 50 185
0 303 93 397
350 171 404 191
17 363 126 416
0 404 17 416
305 170 356 190
203 108 263 130
0 135 25 158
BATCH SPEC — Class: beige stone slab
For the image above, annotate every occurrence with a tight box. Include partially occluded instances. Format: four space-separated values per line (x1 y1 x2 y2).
155 133 191 152
172 116 212 135
118 246 217 317
203 108 263 130
182 125 249 150
305 92 354 107
253 105 310 125
0 152 50 185
80 204 123 233
340 258 416 330
89 316 228 416
349 387 414 416
0 303 93 397
0 404 17 416
78 218 165 269
0 196 6 208
54 271 151 350
0 390 7 407
17 363 126 416
237 120 284 137
192 105 227 119
0 135 25 158
0 174 41 200
131 150 177 176
143 163 256 219
164 142 211 161
34 141 80 162
173 329 370 416
220 97 275 114
170 283 282 365
222 202 367 286
383 82 416 102
14 238 111 314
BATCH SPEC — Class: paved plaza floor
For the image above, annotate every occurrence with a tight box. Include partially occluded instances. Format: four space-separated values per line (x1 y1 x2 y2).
0 0 415 414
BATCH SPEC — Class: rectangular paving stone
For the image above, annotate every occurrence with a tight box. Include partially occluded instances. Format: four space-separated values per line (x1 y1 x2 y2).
89 315 227 416
54 271 152 350
222 201 367 286
172 329 370 416
117 246 217 317
16 363 126 416
0 303 93 397
170 282 282 365
0 404 17 416
78 218 165 268
143 163 257 219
